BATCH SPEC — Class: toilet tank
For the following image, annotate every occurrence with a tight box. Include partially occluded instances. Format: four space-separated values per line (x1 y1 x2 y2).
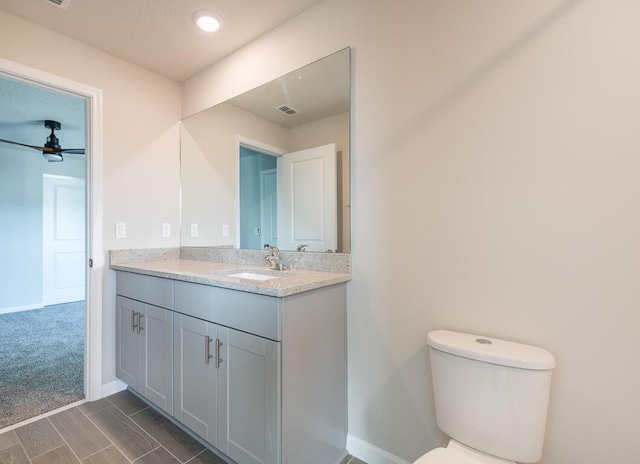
427 330 555 463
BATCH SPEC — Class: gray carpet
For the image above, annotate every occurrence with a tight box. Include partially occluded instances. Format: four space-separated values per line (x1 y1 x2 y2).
0 301 85 429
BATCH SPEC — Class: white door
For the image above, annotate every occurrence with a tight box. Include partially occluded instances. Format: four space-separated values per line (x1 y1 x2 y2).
278 143 337 252
43 175 86 305
260 168 277 249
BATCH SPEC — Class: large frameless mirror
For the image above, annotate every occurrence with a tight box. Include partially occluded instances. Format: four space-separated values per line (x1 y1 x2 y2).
180 48 350 253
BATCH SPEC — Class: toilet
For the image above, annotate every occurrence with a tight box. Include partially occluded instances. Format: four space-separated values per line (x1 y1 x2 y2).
416 330 556 464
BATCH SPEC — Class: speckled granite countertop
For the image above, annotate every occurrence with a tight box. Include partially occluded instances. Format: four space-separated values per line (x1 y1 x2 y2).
110 258 350 297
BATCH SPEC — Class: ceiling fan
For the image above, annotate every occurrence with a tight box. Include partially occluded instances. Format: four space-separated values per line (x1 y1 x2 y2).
0 119 85 162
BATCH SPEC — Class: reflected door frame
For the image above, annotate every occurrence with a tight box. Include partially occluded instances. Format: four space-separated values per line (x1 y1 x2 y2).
235 135 287 249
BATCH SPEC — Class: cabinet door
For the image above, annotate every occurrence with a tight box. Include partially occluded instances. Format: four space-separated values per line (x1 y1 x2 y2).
218 327 280 464
116 296 141 389
174 313 218 445
141 303 173 415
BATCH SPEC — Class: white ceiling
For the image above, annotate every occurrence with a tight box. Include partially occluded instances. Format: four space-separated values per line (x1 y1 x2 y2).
0 0 333 158
0 0 326 82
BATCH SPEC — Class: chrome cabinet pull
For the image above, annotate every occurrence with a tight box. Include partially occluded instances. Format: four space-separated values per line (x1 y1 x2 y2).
205 335 214 364
131 310 136 332
215 339 224 369
137 313 144 334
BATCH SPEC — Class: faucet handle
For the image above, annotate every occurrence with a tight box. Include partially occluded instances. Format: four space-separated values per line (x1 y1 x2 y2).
296 244 308 252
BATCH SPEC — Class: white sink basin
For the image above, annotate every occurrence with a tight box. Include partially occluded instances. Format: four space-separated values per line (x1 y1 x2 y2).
226 272 280 281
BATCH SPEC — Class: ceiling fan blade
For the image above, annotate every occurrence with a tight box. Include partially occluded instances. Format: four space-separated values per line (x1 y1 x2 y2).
0 137 45 152
59 148 85 154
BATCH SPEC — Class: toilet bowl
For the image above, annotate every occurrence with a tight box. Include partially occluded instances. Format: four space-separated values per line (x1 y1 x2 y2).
415 330 555 464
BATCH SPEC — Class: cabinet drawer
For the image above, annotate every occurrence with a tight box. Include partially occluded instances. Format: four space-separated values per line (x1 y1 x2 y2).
175 281 281 341
116 271 174 310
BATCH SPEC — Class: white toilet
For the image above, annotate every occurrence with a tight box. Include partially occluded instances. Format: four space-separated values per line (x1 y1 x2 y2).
416 330 556 464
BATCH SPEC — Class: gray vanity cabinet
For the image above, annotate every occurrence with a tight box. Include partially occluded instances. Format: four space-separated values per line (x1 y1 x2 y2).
115 272 174 415
116 270 347 464
174 280 346 464
174 282 280 464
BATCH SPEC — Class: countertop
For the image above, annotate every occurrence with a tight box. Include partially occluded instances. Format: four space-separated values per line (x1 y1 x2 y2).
110 259 351 297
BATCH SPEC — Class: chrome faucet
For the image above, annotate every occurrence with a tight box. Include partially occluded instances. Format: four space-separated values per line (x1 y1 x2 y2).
296 244 308 252
265 247 289 271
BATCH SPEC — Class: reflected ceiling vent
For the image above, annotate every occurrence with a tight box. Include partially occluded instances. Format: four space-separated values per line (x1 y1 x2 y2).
275 104 299 116
44 0 72 9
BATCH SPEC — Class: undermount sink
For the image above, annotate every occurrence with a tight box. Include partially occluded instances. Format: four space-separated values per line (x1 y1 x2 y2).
226 272 280 281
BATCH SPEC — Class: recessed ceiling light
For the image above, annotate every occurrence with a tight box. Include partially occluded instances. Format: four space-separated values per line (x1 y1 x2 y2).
193 10 223 32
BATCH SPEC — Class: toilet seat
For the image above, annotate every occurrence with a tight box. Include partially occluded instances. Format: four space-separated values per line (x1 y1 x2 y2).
414 441 516 464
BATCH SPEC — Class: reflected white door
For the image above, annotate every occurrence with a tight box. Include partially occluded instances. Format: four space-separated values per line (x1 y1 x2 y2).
260 168 277 249
278 143 337 252
43 175 85 305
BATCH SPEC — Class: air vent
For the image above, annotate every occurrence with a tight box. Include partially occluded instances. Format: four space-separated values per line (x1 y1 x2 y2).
275 104 299 116
44 0 72 9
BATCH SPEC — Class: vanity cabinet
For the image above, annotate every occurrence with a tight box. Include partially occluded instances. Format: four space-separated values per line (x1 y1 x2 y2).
174 280 346 464
115 269 347 464
174 282 280 464
115 272 173 415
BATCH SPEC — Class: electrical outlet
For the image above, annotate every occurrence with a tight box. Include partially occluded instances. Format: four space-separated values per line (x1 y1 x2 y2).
115 222 126 239
190 224 198 237
162 223 171 237
222 224 229 237
253 227 261 236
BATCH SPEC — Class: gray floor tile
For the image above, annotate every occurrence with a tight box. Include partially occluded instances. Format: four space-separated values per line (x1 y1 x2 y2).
78 398 112 416
81 445 129 464
49 407 111 460
186 449 229 464
131 408 205 463
31 444 81 464
350 457 367 464
107 390 149 416
0 443 30 464
0 430 20 452
89 405 158 461
136 447 181 464
14 418 65 458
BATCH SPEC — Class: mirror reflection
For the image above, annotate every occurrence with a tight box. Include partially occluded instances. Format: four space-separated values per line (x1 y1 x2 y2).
180 48 350 253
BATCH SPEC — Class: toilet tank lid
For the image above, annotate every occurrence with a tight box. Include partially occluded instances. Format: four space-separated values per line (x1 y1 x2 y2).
427 330 556 370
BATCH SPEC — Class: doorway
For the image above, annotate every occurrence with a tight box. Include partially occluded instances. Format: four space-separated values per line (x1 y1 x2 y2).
0 57 103 429
239 145 278 249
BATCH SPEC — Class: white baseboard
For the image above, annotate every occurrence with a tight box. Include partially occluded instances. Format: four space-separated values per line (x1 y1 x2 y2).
347 435 412 464
0 303 44 315
102 379 127 397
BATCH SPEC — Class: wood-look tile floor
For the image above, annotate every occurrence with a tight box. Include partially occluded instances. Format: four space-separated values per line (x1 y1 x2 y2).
0 390 228 464
0 389 368 464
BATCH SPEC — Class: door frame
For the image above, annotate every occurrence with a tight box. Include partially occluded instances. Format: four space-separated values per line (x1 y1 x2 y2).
0 58 104 401
235 135 286 249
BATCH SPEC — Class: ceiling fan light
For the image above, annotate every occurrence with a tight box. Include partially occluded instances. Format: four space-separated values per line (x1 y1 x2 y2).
193 10 222 32
43 152 63 162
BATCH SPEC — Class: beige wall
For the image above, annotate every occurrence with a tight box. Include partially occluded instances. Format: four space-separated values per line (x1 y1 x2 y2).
0 10 182 385
181 102 289 247
184 1 640 463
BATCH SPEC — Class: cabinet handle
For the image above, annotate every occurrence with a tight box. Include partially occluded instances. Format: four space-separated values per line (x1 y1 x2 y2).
205 336 214 364
137 313 144 334
215 339 224 369
131 310 138 332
